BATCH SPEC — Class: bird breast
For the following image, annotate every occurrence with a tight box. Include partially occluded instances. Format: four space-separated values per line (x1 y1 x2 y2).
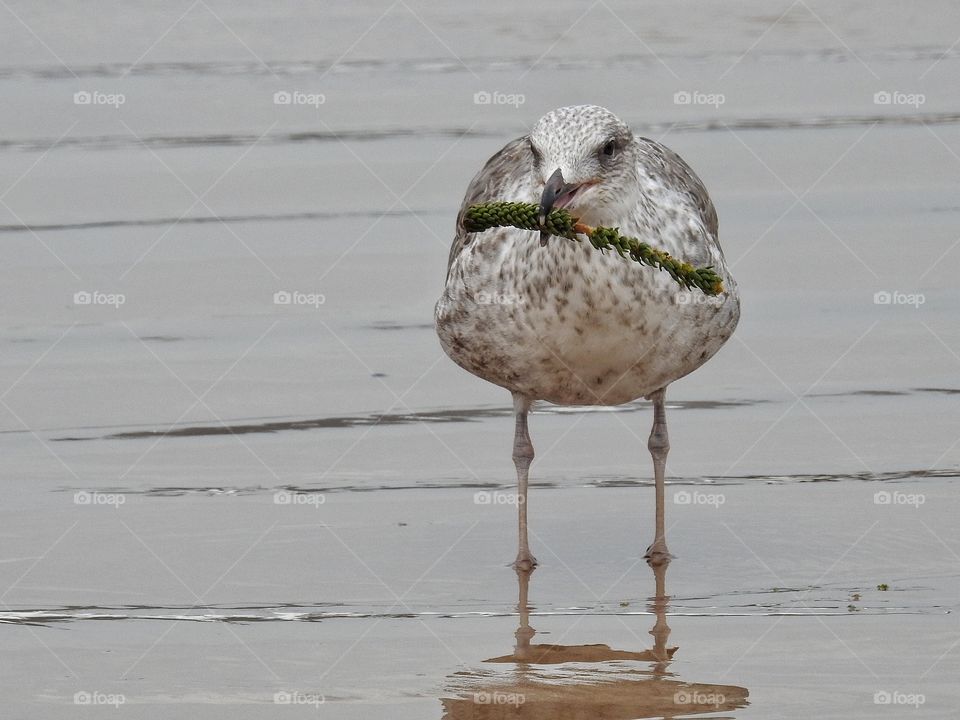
435 227 739 406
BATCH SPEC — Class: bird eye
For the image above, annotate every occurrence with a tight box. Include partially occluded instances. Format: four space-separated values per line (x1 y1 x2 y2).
600 139 617 158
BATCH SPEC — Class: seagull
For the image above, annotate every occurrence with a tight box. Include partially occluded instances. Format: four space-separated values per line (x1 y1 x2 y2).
435 105 739 570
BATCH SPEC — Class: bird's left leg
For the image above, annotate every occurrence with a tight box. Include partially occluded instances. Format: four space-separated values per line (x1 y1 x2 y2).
511 392 538 571
644 387 673 567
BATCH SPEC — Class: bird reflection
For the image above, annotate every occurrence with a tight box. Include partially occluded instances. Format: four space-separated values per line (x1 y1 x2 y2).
441 562 748 719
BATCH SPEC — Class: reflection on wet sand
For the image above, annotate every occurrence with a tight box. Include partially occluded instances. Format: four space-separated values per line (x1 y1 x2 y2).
441 563 748 718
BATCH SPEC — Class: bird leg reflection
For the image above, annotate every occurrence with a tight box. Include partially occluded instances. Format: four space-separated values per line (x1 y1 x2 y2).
513 565 536 663
506 561 674 668
647 559 672 676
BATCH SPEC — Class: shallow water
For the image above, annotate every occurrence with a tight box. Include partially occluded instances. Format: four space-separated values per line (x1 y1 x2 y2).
2 1 960 717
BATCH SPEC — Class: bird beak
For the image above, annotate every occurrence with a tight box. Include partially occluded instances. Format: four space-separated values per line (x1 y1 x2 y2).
538 168 580 247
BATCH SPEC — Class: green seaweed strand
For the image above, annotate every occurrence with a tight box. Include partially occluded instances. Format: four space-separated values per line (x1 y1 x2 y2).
463 201 724 296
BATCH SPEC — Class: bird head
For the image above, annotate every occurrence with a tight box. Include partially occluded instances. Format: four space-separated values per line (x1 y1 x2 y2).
529 105 639 236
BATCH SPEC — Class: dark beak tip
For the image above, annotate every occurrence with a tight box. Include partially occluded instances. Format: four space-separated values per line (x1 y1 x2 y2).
539 167 566 230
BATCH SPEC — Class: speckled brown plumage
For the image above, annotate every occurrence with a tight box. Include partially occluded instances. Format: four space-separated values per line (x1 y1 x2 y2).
436 105 739 406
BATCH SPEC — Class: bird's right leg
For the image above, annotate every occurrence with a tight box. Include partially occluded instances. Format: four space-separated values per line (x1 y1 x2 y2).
644 387 672 567
511 392 537 572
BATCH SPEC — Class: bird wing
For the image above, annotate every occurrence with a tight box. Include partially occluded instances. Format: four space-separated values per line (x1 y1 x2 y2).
446 136 536 275
635 136 719 240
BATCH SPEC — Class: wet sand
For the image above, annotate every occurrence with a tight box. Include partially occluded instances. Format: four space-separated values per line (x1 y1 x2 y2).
2 480 959 717
2 0 960 717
